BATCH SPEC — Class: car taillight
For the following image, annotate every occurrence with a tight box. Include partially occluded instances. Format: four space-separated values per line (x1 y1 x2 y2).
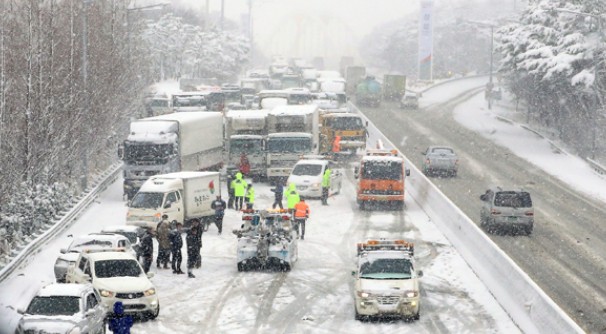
525 211 534 216
490 209 501 215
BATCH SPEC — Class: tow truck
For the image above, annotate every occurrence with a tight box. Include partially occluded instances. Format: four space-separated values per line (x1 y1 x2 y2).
233 209 298 272
352 238 423 321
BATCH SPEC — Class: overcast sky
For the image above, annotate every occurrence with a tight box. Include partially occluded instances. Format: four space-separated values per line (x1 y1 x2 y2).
168 0 419 67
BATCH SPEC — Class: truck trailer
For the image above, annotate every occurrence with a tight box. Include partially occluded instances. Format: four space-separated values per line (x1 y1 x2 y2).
120 112 223 199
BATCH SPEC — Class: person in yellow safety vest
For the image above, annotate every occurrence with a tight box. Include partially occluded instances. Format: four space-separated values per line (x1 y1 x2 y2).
332 135 341 153
245 184 255 209
293 199 310 240
286 183 300 215
321 168 331 206
231 172 248 211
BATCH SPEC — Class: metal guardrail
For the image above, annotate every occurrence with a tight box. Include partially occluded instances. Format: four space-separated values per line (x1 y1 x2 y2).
0 163 122 283
587 157 606 176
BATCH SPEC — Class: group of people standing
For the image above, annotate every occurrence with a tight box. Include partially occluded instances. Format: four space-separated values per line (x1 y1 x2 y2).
138 215 203 278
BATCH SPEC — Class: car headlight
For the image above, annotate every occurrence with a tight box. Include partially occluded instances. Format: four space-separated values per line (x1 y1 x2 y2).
311 183 320 188
357 291 372 298
405 290 419 298
99 289 115 298
144 288 156 296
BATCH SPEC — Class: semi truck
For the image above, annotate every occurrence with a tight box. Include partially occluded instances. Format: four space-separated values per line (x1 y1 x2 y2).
354 149 409 210
383 74 406 101
345 66 366 96
266 105 320 184
126 172 220 229
224 110 269 179
353 238 422 321
355 76 382 107
120 112 223 199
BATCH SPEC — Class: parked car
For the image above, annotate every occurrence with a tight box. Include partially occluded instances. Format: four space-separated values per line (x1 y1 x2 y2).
421 146 459 177
400 92 419 109
54 233 134 283
100 225 142 260
287 158 342 198
65 251 159 319
16 283 106 334
479 187 534 235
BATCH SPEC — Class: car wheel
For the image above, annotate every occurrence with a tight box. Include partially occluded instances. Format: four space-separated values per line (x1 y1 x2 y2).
412 309 420 321
354 308 364 321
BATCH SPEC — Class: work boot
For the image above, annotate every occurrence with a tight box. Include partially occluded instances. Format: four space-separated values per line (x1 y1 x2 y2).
188 272 195 278
301 235 304 240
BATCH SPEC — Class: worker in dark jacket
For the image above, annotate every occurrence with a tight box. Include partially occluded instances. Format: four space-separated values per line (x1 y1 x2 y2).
186 219 203 278
169 223 184 274
139 228 154 274
270 181 284 209
211 195 227 234
226 172 235 209
108 301 133 334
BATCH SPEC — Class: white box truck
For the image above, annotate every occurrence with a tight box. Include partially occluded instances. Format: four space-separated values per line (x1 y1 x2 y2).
266 105 319 184
224 110 269 179
126 172 221 229
120 112 223 199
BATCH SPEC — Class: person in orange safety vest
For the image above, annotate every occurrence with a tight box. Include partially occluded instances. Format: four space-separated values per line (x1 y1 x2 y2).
332 136 341 153
293 199 310 240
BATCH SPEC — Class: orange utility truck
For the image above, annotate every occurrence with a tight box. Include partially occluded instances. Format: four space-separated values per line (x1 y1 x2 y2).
355 149 409 210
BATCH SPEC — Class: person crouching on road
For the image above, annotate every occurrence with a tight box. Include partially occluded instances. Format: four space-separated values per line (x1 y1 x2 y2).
169 223 184 274
211 195 227 234
186 219 203 278
140 227 154 274
245 183 255 209
231 172 247 211
294 199 310 240
286 183 300 216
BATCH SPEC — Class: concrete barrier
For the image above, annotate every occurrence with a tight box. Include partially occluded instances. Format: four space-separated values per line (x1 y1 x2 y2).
352 97 584 333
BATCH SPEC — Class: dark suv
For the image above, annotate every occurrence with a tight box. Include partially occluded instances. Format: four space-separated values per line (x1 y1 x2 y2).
479 187 534 235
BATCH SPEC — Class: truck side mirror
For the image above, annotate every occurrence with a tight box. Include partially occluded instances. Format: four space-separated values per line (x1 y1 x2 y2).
117 145 124 159
417 270 423 277
365 121 369 127
60 248 68 254
480 194 487 201
351 270 357 276
164 201 172 209
405 168 410 176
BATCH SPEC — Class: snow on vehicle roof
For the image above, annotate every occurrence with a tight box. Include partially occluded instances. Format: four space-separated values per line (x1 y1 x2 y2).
149 111 222 122
152 171 219 180
231 134 264 139
267 132 312 138
324 112 361 118
130 120 177 135
317 77 346 83
295 159 327 166
101 225 141 233
84 250 137 261
269 104 318 115
362 155 403 163
37 283 90 297
226 110 269 119
73 233 127 244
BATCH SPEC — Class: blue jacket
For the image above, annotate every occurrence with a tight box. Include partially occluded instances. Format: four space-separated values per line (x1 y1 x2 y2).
271 184 284 200
108 302 133 334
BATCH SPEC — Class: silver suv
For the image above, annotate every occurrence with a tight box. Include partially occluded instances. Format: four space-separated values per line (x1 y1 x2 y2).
479 187 534 235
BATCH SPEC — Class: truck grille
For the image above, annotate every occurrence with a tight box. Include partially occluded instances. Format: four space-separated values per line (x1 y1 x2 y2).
116 292 145 299
377 295 400 305
363 189 402 195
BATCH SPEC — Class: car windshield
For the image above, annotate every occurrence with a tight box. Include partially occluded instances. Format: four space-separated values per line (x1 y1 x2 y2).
494 191 532 208
26 296 80 316
292 164 323 176
430 147 454 155
327 117 363 130
231 139 263 153
70 238 113 252
95 259 141 278
267 138 311 153
359 258 412 279
130 192 164 209
362 160 403 180
123 143 174 163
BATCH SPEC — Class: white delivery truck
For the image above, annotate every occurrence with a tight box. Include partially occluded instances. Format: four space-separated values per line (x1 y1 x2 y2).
265 105 319 184
120 112 223 199
126 172 220 229
224 110 269 179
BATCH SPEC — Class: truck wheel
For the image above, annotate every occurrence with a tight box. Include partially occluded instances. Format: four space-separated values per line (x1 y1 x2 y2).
412 310 420 321
146 304 160 320
237 262 243 272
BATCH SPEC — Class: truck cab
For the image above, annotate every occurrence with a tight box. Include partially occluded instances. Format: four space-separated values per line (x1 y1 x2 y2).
353 239 422 321
319 112 367 154
355 149 409 210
